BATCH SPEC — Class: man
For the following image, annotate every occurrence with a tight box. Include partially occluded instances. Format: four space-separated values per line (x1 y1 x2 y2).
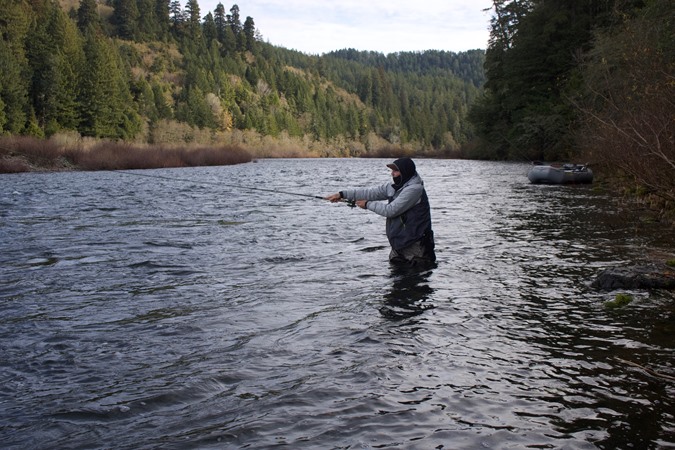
325 157 436 265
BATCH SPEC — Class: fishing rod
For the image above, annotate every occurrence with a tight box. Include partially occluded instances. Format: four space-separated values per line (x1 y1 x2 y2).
115 169 356 207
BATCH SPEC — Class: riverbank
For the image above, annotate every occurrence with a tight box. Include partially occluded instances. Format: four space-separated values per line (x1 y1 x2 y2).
591 172 675 228
0 136 253 172
3 135 673 227
0 134 443 174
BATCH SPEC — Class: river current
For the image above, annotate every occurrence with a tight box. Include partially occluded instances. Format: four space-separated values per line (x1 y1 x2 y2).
1 158 674 449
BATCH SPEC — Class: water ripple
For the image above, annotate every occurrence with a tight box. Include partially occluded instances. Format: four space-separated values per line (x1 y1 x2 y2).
0 160 673 449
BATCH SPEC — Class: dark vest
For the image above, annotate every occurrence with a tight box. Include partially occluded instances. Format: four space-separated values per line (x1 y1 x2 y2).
386 189 433 250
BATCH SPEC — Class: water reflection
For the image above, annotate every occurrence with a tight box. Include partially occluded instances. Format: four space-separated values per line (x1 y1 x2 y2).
380 264 436 321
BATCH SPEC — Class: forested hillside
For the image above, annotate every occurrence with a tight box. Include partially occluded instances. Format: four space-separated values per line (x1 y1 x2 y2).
0 0 485 157
3 0 671 203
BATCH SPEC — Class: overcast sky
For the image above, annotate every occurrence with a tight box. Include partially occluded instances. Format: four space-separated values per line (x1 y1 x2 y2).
197 1 495 55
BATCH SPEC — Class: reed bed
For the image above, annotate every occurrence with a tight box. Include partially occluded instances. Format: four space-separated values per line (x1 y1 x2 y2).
0 136 252 173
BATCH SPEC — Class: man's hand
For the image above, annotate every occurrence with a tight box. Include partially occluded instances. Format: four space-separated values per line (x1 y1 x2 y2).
324 193 342 203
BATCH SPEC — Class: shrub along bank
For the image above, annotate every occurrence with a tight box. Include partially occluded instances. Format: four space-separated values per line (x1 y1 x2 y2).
0 136 252 172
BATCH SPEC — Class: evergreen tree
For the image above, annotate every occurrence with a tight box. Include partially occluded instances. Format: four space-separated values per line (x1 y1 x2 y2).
77 0 100 32
48 52 81 132
176 86 212 128
0 1 32 134
0 95 6 133
137 0 158 41
220 24 237 55
112 0 139 40
227 4 245 50
184 0 201 39
214 3 227 42
228 4 241 35
132 78 159 123
242 16 256 53
0 0 487 155
152 82 172 119
155 0 171 40
78 30 141 138
169 0 184 36
26 1 82 134
0 40 29 134
470 0 616 160
203 12 217 44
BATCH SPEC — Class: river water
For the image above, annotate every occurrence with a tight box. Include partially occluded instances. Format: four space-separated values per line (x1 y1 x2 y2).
1 158 673 449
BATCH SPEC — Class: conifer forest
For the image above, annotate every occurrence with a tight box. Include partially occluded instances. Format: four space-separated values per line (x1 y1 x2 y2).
0 0 673 202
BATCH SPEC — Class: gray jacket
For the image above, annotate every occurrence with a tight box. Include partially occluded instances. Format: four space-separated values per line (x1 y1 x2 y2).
341 174 433 250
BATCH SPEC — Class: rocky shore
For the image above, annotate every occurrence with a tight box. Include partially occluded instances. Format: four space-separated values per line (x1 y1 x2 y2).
592 262 675 291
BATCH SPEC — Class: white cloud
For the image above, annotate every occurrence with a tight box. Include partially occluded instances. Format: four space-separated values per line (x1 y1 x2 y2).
197 0 493 54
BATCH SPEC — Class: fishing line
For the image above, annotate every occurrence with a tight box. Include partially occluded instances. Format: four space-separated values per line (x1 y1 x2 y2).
114 169 356 206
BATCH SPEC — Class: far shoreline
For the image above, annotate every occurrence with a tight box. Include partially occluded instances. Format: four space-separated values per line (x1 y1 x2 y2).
0 135 445 174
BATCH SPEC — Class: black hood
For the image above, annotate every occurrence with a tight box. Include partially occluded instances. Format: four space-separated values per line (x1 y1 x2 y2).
388 157 417 190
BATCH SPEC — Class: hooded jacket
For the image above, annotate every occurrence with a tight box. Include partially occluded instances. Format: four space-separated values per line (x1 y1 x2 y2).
340 159 433 251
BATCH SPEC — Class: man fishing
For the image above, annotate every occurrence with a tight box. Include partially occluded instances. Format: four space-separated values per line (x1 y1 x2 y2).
325 157 436 266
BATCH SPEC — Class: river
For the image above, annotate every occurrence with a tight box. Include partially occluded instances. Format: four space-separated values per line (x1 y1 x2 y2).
1 158 673 449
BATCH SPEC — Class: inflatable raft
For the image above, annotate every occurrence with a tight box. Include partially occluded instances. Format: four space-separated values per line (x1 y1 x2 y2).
527 163 593 184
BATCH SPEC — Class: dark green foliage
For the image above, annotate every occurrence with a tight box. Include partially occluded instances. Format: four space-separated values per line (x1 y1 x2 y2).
151 82 173 120
605 293 633 309
3 0 485 151
228 4 241 35
78 30 141 139
203 12 217 44
136 0 158 41
326 49 486 87
169 0 184 36
77 0 100 32
0 1 32 135
184 0 201 39
154 0 170 41
0 39 29 134
242 16 256 53
112 0 139 39
313 50 484 149
468 0 656 161
214 3 226 40
26 1 83 135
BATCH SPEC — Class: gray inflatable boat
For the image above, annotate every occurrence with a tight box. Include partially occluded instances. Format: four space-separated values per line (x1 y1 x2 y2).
527 163 593 184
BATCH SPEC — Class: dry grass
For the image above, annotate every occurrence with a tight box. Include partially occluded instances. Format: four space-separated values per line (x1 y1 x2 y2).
0 157 33 173
0 128 450 174
0 136 252 173
70 141 252 170
0 136 70 172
